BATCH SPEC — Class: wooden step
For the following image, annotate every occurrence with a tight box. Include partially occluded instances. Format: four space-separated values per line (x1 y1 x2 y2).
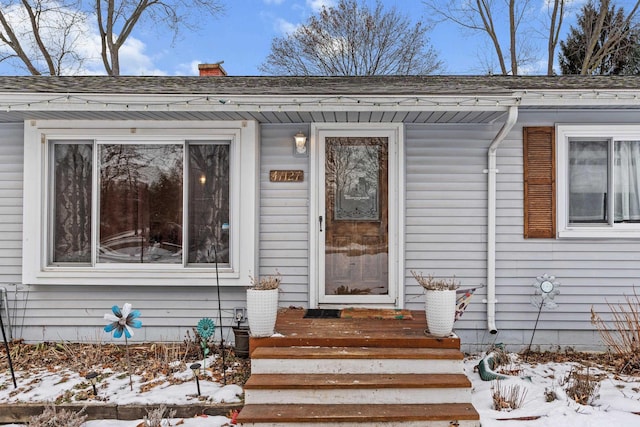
249 309 460 355
251 346 464 360
243 373 472 405
250 346 464 374
236 403 480 426
250 335 459 354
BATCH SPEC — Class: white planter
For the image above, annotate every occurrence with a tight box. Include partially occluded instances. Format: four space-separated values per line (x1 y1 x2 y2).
425 289 456 337
247 288 279 337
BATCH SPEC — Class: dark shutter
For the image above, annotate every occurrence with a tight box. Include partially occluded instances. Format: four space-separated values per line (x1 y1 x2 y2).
523 127 556 238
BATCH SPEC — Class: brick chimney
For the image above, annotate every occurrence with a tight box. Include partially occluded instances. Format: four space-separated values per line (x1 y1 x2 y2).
198 62 227 76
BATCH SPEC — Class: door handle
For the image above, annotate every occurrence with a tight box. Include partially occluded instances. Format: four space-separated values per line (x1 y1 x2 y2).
319 215 323 232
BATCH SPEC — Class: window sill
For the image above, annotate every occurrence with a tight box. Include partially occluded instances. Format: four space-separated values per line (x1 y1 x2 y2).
26 267 245 286
558 228 640 239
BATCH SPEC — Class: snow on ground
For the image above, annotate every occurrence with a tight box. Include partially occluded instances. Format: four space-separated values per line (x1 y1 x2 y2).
465 353 640 427
2 352 640 426
0 355 240 426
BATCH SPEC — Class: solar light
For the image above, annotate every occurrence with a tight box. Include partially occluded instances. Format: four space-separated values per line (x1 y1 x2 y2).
190 363 201 396
85 371 99 396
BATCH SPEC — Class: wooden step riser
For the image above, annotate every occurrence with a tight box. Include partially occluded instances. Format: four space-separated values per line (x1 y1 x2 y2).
245 387 472 405
236 403 480 426
250 337 460 353
251 358 463 374
250 346 464 360
238 421 481 427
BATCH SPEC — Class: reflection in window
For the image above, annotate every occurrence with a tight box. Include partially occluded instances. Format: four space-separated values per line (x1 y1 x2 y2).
614 141 640 222
52 143 92 263
99 144 184 264
569 139 640 225
188 144 230 265
50 140 232 267
569 139 608 223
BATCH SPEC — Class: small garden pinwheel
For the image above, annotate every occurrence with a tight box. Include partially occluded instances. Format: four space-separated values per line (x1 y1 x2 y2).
104 303 142 339
103 303 142 390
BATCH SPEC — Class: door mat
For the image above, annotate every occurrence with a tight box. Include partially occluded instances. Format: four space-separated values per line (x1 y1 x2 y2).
303 309 342 319
340 308 413 320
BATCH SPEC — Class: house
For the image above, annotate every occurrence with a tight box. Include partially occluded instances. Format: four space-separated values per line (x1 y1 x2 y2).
1 72 639 351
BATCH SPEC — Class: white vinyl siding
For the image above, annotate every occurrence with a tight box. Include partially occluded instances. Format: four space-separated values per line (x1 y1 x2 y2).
0 123 23 285
259 124 310 306
406 113 640 350
3 110 640 350
404 124 495 333
492 111 640 349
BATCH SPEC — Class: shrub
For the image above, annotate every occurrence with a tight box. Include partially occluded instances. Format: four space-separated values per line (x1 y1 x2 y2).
143 404 176 427
491 380 527 411
561 366 600 405
591 289 640 373
27 405 86 427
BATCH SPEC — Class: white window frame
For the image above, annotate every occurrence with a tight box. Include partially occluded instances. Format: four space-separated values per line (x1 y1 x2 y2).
23 120 259 285
557 124 640 238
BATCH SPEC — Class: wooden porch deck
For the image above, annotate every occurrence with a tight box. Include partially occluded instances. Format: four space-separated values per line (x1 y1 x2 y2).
249 307 459 354
238 308 479 426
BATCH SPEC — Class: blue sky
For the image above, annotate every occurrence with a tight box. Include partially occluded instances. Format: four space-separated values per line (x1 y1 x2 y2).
149 0 482 76
6 0 638 76
151 0 592 76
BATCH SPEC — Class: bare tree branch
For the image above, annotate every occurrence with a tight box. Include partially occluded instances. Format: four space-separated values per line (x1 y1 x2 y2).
0 0 223 75
547 0 565 76
425 0 541 75
260 0 442 76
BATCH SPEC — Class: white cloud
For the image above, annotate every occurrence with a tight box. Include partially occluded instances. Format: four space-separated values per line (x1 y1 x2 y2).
276 18 299 34
118 38 167 76
0 1 166 76
174 60 201 76
307 0 335 12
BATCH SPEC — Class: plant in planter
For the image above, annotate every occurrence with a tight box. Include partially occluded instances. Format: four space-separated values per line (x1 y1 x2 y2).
411 271 460 337
246 272 281 337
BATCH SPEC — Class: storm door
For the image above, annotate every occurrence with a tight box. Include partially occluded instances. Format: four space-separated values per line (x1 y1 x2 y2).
319 136 392 304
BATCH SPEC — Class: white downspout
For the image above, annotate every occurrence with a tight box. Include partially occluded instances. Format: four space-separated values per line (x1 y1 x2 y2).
486 105 518 334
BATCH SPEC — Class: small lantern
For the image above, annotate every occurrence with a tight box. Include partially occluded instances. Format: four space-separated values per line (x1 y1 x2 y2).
294 132 307 155
85 371 99 396
190 362 202 396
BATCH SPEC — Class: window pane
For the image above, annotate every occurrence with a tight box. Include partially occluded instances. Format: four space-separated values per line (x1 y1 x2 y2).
188 143 230 265
98 144 183 263
52 143 92 263
569 139 608 223
614 140 640 222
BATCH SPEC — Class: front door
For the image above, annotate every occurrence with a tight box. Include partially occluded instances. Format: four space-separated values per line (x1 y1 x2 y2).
316 128 398 306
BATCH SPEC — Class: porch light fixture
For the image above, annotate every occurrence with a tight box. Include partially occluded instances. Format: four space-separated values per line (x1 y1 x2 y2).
294 131 307 156
190 362 202 396
85 371 99 396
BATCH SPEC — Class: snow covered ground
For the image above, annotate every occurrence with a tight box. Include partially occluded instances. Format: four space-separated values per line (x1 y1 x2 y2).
2 352 640 426
466 353 640 427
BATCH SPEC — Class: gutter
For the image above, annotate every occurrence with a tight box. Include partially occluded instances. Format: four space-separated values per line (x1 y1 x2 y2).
486 105 518 334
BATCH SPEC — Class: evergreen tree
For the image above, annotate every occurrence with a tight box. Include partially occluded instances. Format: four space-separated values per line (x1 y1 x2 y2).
559 1 640 75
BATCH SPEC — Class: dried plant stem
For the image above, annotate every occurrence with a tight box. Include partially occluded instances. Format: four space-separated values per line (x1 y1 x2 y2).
492 380 528 411
590 288 640 372
561 366 600 405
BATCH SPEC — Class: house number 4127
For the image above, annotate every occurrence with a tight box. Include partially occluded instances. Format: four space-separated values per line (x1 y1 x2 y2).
269 170 304 182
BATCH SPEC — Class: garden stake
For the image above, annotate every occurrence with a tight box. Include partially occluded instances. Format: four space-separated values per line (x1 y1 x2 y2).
0 310 16 388
524 295 546 360
213 244 227 385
